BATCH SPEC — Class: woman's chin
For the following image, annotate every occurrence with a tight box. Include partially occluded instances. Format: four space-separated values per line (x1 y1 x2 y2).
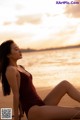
18 56 22 60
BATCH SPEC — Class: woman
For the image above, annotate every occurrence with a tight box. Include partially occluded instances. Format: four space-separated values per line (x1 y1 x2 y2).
0 40 80 120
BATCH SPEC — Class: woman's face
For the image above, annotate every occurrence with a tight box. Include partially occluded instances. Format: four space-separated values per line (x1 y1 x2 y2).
8 43 22 60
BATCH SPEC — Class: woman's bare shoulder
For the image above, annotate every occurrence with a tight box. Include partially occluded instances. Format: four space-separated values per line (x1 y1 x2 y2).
6 66 17 76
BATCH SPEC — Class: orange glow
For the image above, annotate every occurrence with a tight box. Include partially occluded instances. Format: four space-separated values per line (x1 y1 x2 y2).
0 0 80 49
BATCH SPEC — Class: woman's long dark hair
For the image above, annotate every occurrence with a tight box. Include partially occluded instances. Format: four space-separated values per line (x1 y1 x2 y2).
0 40 14 96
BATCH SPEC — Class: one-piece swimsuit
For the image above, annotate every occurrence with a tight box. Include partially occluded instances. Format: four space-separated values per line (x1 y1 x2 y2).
19 70 45 117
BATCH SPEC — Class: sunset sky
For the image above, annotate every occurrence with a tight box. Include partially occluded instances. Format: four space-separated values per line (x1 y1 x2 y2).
0 0 80 49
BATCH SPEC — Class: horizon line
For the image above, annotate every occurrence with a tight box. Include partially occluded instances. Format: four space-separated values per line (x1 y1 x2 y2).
21 44 80 52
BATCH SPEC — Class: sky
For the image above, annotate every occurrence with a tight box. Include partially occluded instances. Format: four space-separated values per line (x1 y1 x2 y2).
0 0 80 49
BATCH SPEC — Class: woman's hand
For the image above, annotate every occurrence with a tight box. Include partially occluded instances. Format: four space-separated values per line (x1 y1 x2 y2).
14 114 23 120
19 113 24 120
19 112 24 117
13 114 23 120
14 116 19 120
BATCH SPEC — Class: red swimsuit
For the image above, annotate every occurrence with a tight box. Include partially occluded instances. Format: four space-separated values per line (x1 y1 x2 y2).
19 70 45 117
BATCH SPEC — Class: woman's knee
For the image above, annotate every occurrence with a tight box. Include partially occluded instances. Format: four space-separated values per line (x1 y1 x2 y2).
59 80 70 89
28 106 42 120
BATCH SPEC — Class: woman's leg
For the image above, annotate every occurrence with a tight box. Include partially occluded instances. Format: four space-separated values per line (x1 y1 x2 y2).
28 105 80 120
44 80 80 105
28 80 80 120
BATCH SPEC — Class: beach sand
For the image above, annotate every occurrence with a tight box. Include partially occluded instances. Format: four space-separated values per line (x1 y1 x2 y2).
0 86 80 120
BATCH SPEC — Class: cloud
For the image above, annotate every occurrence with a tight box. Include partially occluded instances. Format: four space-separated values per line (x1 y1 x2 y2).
3 22 12 25
16 15 42 25
0 31 33 47
0 0 66 25
65 0 80 18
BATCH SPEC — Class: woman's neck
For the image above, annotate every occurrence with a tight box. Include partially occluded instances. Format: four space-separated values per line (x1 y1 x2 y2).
9 60 18 67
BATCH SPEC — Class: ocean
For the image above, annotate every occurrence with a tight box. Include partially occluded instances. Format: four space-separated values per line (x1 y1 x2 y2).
0 48 80 88
17 48 80 88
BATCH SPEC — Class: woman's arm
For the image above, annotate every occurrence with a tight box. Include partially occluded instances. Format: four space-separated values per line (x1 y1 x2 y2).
6 67 19 120
19 100 24 118
13 94 19 120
